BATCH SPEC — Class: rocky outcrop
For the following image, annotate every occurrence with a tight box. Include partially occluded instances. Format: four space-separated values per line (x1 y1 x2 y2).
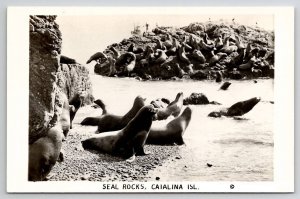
183 93 221 105
29 15 93 144
91 21 274 80
183 93 210 105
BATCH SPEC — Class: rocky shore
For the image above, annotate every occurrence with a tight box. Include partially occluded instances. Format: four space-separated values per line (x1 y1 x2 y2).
91 21 274 81
48 106 180 182
29 16 274 182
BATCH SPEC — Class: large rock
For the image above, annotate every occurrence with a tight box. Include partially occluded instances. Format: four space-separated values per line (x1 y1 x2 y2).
183 93 210 105
29 15 93 144
93 20 274 80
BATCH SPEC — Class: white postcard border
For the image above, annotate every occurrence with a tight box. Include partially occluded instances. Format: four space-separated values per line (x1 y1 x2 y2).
7 6 294 193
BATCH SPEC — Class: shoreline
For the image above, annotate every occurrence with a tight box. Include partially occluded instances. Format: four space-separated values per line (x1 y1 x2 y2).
48 106 180 182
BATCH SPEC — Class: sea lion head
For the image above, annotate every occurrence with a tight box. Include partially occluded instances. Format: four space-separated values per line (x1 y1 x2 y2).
28 127 63 181
124 105 158 137
181 106 192 121
175 92 184 101
133 95 146 109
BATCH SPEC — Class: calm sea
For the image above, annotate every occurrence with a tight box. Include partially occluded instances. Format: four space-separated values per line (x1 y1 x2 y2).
87 72 274 181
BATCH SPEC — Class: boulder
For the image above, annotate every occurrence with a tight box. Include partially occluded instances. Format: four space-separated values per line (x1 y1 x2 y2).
183 93 210 105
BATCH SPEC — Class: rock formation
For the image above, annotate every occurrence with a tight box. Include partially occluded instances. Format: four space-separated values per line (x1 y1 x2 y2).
90 21 274 80
29 15 94 144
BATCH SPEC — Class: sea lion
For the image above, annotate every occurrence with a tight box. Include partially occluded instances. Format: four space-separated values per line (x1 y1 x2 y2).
209 51 227 66
154 92 183 120
154 49 168 64
163 34 173 49
146 106 192 145
208 97 261 117
115 52 136 76
28 127 63 181
151 98 170 108
166 38 179 56
199 39 215 52
235 35 245 49
109 46 121 59
107 57 117 77
82 96 146 132
69 92 85 129
174 63 185 78
81 105 157 161
155 39 163 51
86 52 107 64
230 48 246 67
239 56 256 70
59 94 72 138
215 36 223 50
127 43 135 52
178 45 191 64
60 55 76 64
219 37 238 54
215 71 223 83
203 33 214 45
192 49 206 64
220 82 231 90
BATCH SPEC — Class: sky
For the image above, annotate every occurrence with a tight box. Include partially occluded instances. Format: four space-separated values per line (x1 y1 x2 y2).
56 15 274 65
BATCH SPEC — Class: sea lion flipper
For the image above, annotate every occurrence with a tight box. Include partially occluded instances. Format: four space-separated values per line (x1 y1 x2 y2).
135 146 151 156
125 154 136 162
174 136 185 145
57 151 64 162
133 131 150 156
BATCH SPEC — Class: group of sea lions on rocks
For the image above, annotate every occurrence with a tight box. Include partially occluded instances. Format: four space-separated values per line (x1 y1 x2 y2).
28 21 271 182
88 21 274 81
28 88 262 181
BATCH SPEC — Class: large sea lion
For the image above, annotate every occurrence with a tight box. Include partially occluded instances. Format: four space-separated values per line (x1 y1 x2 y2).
28 127 64 181
81 96 146 133
81 105 157 161
146 106 192 145
208 97 261 117
154 92 183 120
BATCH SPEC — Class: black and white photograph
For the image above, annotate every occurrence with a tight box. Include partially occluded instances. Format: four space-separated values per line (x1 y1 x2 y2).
7 7 294 193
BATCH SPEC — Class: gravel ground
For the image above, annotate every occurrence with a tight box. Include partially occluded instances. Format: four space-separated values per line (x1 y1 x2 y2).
48 106 180 182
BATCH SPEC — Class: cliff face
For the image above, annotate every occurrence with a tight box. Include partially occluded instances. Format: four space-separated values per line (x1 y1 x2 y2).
93 21 274 80
29 15 93 143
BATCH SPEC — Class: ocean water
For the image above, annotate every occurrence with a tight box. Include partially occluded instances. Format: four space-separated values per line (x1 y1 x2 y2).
87 73 274 181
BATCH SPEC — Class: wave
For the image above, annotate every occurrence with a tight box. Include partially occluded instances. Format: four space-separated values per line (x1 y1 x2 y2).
215 138 273 147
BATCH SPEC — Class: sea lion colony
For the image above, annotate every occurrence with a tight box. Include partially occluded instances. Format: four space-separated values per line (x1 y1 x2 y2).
29 89 262 181
88 22 274 81
28 21 271 181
